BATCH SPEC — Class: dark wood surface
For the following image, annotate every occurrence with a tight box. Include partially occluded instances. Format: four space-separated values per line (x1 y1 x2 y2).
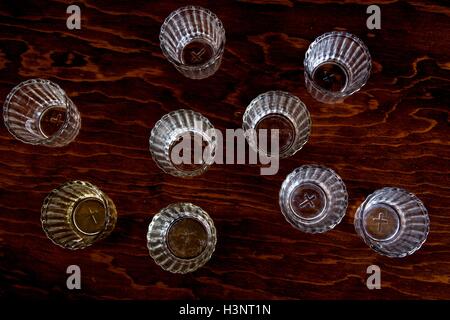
0 0 449 300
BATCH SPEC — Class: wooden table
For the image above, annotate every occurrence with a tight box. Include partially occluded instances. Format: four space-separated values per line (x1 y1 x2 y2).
0 0 449 300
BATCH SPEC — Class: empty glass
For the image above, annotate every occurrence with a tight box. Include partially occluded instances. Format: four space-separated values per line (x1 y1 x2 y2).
149 109 217 177
354 187 429 258
304 31 371 103
41 181 117 250
147 202 217 274
242 91 311 159
3 79 81 147
159 5 226 79
279 165 348 233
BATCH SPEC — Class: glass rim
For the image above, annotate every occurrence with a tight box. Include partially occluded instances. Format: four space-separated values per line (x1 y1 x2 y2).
3 78 79 146
159 5 226 71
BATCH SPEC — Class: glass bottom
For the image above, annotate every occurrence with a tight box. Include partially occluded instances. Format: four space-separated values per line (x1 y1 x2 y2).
38 105 67 138
168 132 210 173
255 113 295 155
167 217 208 259
289 183 327 220
71 198 107 236
363 203 400 241
312 61 349 92
181 39 215 66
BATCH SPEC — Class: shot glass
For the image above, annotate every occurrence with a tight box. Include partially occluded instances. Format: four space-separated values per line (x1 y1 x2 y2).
279 165 348 233
147 202 217 274
354 187 430 258
159 6 226 79
41 181 117 250
242 91 311 159
3 79 81 147
304 32 371 103
149 109 217 177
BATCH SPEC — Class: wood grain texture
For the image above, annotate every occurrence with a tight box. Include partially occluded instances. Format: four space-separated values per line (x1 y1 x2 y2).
0 0 449 300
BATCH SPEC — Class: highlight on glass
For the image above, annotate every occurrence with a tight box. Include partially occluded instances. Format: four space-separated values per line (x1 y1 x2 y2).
3 79 81 147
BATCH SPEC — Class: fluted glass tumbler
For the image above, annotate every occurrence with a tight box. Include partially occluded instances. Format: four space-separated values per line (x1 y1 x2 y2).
354 187 429 258
41 181 117 250
159 6 226 79
3 79 81 147
147 203 217 274
304 32 371 103
149 109 217 177
242 91 311 159
279 165 348 233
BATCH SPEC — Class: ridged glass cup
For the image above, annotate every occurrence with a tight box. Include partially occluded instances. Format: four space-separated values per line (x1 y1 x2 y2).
279 165 348 233
147 203 217 274
149 109 217 178
354 187 430 258
41 181 117 250
3 79 81 147
304 32 371 103
159 6 226 79
242 91 311 159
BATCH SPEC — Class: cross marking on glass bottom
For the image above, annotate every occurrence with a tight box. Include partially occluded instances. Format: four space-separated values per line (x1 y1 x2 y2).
89 208 98 224
191 47 206 63
372 212 388 232
322 71 336 84
299 193 316 209
48 113 64 125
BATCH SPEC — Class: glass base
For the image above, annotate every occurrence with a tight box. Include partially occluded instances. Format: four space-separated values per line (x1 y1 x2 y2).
255 113 295 155
168 132 210 173
363 203 400 241
289 182 327 221
312 61 349 92
72 198 107 236
181 39 215 66
167 217 208 259
38 105 67 138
